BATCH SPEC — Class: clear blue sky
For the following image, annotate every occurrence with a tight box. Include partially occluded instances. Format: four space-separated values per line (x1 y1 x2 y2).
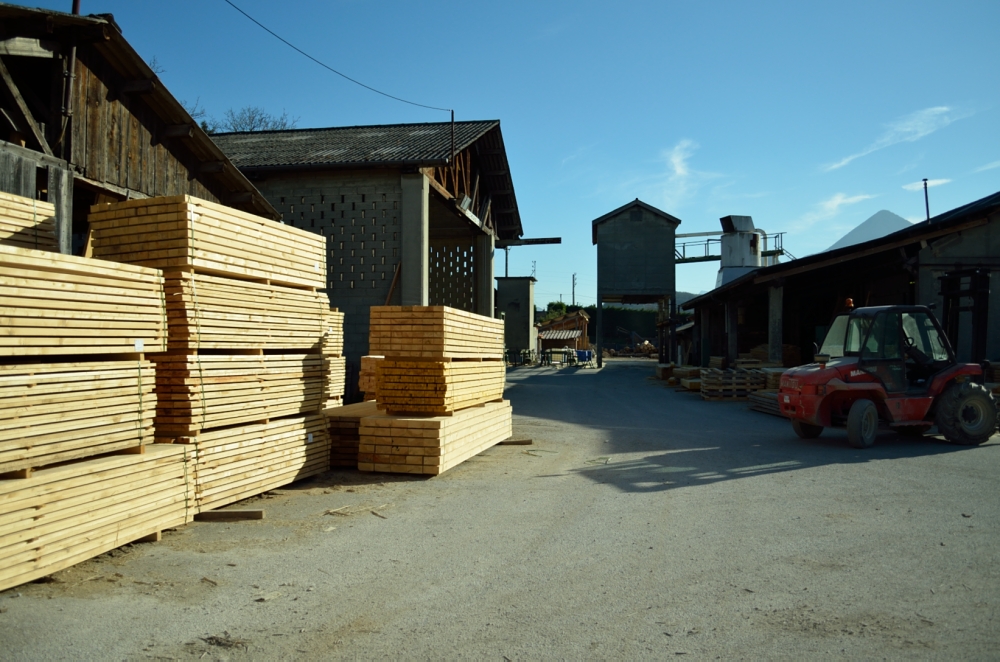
24 0 1000 303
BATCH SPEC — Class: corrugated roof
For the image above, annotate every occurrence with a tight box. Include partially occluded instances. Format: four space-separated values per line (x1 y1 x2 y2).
212 121 499 169
539 329 583 340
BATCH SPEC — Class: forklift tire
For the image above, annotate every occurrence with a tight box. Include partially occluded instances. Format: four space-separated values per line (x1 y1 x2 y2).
791 420 823 439
935 381 998 446
847 399 878 448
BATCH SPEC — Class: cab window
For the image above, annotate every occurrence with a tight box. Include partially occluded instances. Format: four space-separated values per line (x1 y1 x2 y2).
843 317 871 356
901 312 950 362
861 312 902 360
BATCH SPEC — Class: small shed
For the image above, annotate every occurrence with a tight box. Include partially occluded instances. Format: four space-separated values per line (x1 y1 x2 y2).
537 310 590 351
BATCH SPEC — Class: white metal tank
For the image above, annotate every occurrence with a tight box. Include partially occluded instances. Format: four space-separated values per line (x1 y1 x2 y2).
716 215 761 287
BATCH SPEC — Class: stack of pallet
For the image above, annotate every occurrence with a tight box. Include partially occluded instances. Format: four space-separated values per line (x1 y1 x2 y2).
0 190 57 251
322 309 346 409
708 356 726 370
358 306 510 475
359 355 383 401
674 366 702 391
0 244 184 592
89 195 332 513
325 400 380 468
759 367 786 390
699 368 767 401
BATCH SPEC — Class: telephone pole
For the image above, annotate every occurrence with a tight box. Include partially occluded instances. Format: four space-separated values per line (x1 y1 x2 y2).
572 273 577 306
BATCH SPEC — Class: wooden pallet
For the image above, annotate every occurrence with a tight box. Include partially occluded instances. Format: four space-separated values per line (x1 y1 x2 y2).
369 306 504 360
0 360 155 474
0 444 192 592
163 271 327 351
325 400 380 468
0 191 57 252
699 369 767 402
178 414 330 513
150 354 324 438
0 244 167 356
358 401 512 476
359 355 383 395
375 359 505 415
88 195 326 290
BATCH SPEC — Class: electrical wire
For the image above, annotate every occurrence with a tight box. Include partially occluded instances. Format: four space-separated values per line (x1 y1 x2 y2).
222 0 451 113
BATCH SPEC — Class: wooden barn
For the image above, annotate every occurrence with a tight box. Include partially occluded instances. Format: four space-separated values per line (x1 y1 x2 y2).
0 4 276 254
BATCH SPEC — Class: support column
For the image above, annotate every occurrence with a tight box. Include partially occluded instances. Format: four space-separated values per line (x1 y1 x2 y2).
726 301 738 365
700 306 710 368
399 173 429 305
596 295 603 368
474 232 494 317
48 166 72 255
768 285 784 365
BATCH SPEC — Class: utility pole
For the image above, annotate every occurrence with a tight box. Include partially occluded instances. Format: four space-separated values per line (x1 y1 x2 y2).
923 178 930 220
572 273 577 306
531 261 536 278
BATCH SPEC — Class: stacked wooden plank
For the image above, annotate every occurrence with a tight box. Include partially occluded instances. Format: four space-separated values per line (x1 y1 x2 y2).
0 244 167 356
359 355 383 400
325 401 380 468
759 367 786 390
709 356 726 370
0 191 57 252
375 360 505 415
748 390 784 417
322 309 346 409
0 444 192 592
89 195 332 511
88 195 326 289
700 368 767 401
369 306 504 360
359 401 512 475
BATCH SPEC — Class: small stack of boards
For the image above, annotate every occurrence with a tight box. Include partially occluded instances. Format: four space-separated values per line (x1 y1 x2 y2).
358 355 383 401
325 400 380 468
699 368 767 401
674 366 702 391
748 390 784 417
358 306 510 475
89 195 333 512
322 309 346 409
0 244 180 592
0 190 57 251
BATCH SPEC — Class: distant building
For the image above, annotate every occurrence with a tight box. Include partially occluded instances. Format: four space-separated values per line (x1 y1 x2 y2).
537 310 590 352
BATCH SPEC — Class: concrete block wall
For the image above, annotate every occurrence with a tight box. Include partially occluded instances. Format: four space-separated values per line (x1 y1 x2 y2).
251 169 403 400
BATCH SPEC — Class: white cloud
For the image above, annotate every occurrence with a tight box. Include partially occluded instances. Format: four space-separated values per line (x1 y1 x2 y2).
824 107 965 171
975 160 1000 173
902 178 951 191
794 192 876 231
661 139 700 208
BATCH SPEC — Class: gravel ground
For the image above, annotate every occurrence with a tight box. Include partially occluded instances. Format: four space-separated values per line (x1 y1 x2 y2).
1 358 998 660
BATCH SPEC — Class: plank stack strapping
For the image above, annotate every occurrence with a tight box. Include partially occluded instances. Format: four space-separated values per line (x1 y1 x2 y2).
699 368 767 401
0 191 57 252
359 355 383 401
376 360 505 416
325 401 380 468
0 361 155 474
358 401 512 475
0 444 192 593
151 354 324 439
89 195 326 289
322 309 346 409
0 244 167 356
183 414 329 513
369 306 504 360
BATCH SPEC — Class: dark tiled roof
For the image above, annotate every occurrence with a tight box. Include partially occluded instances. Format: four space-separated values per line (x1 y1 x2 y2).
539 329 583 340
212 120 500 169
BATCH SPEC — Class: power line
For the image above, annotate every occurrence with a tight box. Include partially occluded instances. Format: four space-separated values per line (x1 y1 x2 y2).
221 0 452 113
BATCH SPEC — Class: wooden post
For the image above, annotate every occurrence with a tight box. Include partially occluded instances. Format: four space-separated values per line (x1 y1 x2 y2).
700 306 711 368
596 294 603 368
768 285 784 365
726 302 738 367
48 165 72 254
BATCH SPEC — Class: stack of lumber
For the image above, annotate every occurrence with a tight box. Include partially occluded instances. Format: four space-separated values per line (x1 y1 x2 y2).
359 355 383 400
0 444 192 592
679 377 701 391
88 195 326 289
699 368 767 401
759 367 786 390
674 366 702 379
150 354 324 439
0 361 155 474
325 400 380 468
358 401 512 475
0 191 57 252
709 356 726 370
369 306 504 360
0 244 167 356
375 360 505 415
322 309 346 408
183 414 328 513
88 195 332 511
654 363 673 380
748 390 784 417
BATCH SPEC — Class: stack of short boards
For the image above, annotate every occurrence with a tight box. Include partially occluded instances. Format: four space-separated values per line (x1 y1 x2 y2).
0 192 184 592
358 355 382 401
0 190 57 251
88 195 339 513
357 306 511 475
322 309 346 409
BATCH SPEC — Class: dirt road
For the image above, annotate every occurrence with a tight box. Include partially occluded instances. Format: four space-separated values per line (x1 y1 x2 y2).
2 358 997 659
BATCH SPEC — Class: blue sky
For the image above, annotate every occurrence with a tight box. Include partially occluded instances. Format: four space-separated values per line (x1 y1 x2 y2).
24 0 1000 301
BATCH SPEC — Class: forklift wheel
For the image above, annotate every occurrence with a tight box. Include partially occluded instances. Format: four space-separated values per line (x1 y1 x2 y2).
791 420 823 439
847 399 878 448
935 381 998 445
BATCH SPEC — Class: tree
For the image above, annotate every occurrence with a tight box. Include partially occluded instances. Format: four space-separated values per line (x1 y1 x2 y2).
540 301 567 323
218 106 298 133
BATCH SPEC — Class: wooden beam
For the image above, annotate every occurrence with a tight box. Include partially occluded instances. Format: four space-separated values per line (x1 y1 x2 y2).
198 160 226 174
427 174 453 201
0 137 67 168
194 509 265 522
0 38 59 59
0 55 52 156
122 79 156 94
163 124 194 139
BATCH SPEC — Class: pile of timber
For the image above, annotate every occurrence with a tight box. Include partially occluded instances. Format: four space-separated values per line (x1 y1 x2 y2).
748 389 784 417
359 401 512 475
359 306 511 475
673 366 702 391
89 195 332 512
759 367 786 390
699 368 767 401
0 444 191 593
325 401 380 468
654 363 674 380
88 195 326 289
708 356 726 370
0 244 167 356
0 190 57 252
322 309 346 409
359 355 383 400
